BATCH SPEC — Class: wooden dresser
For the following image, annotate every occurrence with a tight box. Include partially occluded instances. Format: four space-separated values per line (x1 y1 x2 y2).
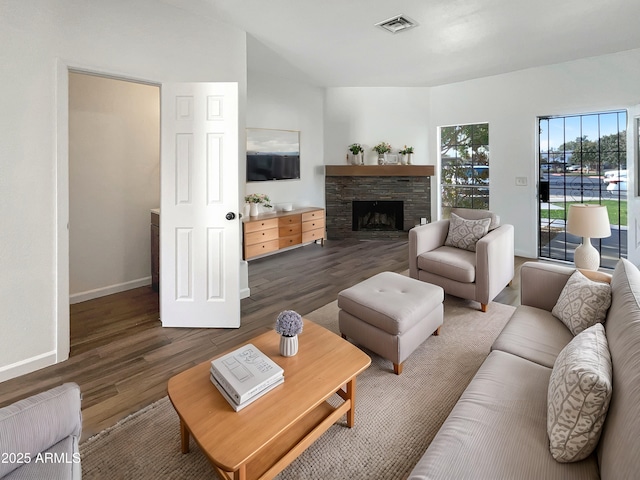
243 207 325 260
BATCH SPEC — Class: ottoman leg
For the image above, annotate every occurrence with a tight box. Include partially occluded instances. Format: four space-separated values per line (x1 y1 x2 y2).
394 362 403 375
434 326 441 336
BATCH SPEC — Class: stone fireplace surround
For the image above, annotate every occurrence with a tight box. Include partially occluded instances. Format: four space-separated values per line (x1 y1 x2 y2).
325 165 433 240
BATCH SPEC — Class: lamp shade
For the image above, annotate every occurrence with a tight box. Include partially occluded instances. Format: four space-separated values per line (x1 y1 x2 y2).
566 204 611 239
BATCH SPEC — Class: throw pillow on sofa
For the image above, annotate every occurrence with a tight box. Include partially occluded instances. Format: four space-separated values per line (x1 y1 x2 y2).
547 323 613 463
444 213 491 252
551 269 611 335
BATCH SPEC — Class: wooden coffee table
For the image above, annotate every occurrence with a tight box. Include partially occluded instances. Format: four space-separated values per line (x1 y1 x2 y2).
167 319 371 480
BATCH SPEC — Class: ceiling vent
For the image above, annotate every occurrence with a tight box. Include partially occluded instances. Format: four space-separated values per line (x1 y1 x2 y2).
375 15 418 34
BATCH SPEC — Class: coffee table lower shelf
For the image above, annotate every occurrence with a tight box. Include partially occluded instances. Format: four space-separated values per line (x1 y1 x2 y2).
207 393 351 480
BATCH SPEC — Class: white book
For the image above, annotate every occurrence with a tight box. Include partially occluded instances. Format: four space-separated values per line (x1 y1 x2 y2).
210 343 284 405
210 373 284 412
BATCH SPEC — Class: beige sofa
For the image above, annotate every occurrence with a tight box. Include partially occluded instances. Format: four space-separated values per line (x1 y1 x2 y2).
409 259 640 479
409 208 514 312
0 383 82 479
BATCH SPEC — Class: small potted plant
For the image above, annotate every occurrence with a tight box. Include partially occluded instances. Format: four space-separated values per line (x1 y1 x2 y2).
399 145 414 165
348 143 364 165
244 193 272 217
275 310 303 357
373 142 392 165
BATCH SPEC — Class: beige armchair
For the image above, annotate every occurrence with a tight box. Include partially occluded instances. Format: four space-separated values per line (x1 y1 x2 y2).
409 208 514 311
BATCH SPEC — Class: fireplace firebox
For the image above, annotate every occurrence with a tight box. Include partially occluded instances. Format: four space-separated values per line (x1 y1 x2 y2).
352 201 404 231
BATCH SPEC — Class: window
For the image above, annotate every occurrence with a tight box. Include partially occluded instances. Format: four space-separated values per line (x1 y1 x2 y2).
538 111 627 269
440 123 489 217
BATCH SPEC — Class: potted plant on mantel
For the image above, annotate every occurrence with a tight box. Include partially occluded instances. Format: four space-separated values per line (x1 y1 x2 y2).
399 145 414 165
348 143 364 165
373 142 392 165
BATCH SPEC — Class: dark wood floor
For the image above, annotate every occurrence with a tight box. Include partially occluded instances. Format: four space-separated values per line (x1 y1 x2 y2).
0 239 525 441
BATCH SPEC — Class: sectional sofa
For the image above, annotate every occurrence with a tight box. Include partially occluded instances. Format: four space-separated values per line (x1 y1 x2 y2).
409 258 640 479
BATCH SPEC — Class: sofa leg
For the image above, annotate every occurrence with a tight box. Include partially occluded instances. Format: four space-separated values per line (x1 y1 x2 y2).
341 333 347 340
433 326 441 336
394 363 403 375
481 303 488 313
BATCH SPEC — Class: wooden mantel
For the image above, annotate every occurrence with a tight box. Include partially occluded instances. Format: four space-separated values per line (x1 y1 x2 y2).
325 165 434 177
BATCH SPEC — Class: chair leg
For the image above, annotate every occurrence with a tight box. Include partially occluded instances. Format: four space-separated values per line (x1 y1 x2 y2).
393 362 403 375
481 303 488 313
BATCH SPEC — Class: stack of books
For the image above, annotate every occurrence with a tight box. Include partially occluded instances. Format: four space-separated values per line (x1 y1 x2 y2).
210 343 284 411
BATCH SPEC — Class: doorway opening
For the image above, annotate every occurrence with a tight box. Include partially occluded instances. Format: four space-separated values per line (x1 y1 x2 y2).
538 111 627 269
68 71 160 355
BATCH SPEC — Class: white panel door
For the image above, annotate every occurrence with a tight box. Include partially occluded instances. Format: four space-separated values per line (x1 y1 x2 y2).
160 82 240 328
627 106 640 266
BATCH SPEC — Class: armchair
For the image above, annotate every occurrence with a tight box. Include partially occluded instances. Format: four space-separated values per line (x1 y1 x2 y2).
0 383 82 479
409 208 514 311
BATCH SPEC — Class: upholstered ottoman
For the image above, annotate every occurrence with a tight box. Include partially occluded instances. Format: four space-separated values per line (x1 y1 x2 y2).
338 271 444 374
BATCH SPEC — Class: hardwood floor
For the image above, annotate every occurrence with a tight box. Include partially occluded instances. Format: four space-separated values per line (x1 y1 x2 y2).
0 239 526 441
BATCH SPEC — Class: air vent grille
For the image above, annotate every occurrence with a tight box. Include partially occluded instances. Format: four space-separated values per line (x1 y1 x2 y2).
375 15 418 34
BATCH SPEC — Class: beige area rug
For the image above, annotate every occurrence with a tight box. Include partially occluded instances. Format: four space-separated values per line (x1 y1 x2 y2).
80 296 515 480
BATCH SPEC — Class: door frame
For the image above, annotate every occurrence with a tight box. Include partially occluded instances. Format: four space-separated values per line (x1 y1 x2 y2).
55 59 161 362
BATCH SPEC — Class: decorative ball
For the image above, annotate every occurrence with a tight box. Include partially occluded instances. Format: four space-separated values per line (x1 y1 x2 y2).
275 310 303 337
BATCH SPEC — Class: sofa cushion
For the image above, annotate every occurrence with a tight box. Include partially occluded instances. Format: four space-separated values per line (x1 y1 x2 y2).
597 258 640 479
444 213 491 252
491 305 573 368
547 323 612 463
551 270 611 335
417 246 476 283
408 350 599 480
451 207 500 231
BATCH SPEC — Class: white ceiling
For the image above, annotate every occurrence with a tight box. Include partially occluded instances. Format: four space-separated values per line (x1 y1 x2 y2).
170 0 640 87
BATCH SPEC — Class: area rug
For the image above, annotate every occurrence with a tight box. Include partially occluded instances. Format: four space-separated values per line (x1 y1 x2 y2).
80 296 515 479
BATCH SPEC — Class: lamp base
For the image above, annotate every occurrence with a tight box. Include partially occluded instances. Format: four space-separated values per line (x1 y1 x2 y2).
574 237 600 271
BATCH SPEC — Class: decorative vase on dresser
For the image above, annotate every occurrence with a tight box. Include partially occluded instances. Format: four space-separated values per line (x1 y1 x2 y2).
250 203 259 217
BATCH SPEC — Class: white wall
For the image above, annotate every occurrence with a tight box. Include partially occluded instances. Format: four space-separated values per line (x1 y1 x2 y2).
324 88 431 166
0 0 247 382
429 48 640 258
246 37 325 211
69 73 160 302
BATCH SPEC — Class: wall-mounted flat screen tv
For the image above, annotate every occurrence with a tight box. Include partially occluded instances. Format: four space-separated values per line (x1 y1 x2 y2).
247 128 300 182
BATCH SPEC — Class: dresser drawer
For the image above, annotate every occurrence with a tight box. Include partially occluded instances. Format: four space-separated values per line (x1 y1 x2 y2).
278 223 302 237
278 214 301 226
245 239 279 259
244 218 279 233
245 228 278 246
302 217 325 232
302 228 324 243
302 210 324 222
279 234 302 249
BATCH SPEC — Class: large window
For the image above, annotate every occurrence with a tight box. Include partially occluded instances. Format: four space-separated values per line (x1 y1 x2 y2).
440 123 489 217
538 111 627 269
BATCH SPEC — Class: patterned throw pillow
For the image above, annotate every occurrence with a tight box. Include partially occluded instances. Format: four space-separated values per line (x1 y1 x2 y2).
547 323 612 463
551 270 611 335
444 213 491 252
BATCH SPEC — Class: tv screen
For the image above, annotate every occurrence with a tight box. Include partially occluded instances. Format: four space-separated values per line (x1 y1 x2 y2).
247 154 300 182
246 128 300 182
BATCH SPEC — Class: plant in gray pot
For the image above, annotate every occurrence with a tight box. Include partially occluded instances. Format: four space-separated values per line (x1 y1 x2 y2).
275 310 303 357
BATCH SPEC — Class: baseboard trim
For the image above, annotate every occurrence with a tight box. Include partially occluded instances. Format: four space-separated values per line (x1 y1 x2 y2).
240 287 251 299
70 277 152 304
0 350 57 383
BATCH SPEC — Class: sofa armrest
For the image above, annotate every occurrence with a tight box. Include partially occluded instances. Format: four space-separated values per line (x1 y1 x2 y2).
409 221 449 278
0 383 82 479
520 262 576 311
475 224 515 305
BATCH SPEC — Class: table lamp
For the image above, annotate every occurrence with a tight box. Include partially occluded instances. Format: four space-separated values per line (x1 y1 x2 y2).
566 204 611 271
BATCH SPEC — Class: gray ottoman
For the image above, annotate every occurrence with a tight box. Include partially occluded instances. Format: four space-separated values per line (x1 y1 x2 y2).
338 271 444 374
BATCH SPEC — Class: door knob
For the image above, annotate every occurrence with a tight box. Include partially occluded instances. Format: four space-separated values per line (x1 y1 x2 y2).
225 212 236 220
